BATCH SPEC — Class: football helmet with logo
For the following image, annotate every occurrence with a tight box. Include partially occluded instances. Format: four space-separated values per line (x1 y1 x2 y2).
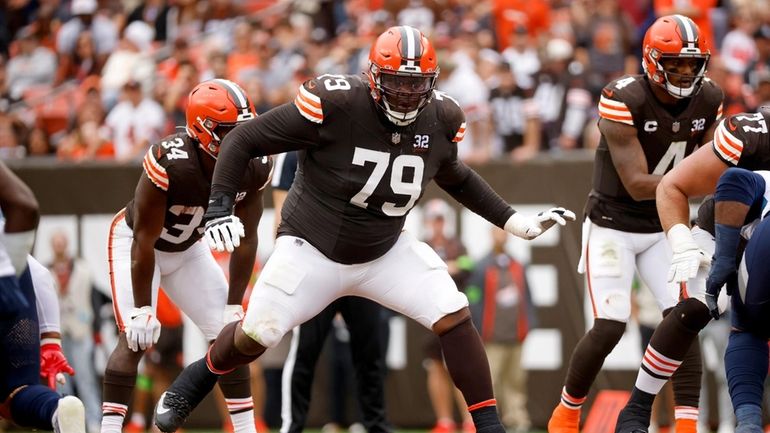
186 79 256 158
642 14 710 99
366 25 439 126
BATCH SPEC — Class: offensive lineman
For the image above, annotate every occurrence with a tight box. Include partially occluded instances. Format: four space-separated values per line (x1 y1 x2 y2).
154 25 575 433
616 105 770 433
100 79 272 433
548 15 723 433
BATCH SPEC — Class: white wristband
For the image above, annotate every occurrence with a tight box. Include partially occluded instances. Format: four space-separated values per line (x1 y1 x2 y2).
667 223 694 248
41 337 61 347
4 229 35 276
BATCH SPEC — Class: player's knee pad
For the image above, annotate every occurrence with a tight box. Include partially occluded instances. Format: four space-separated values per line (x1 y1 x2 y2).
595 290 631 322
674 298 712 333
244 320 285 348
725 331 768 410
586 319 626 355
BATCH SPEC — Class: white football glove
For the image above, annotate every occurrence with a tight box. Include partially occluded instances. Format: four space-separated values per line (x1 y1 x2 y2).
223 304 245 325
125 306 161 352
504 207 576 240
667 223 711 283
205 215 245 253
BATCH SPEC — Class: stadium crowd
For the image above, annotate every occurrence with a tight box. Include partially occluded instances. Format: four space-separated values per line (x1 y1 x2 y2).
1 0 769 164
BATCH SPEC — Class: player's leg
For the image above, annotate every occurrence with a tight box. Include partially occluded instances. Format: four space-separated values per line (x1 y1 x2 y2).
280 301 337 433
617 228 714 433
154 235 344 432
340 296 391 433
163 243 255 433
725 217 770 433
0 271 85 433
102 213 159 433
355 232 503 433
550 222 635 433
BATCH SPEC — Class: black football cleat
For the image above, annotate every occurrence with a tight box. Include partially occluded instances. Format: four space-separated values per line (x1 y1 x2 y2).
614 404 651 433
154 392 193 433
154 358 219 432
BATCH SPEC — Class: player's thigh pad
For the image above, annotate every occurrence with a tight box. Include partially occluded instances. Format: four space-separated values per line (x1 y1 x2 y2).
583 222 636 322
242 236 342 348
636 232 678 311
108 215 161 332
355 232 468 329
160 241 228 340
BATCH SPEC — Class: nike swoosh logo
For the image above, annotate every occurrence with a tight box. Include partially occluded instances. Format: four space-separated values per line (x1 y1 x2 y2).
727 118 737 131
157 393 170 414
603 89 614 98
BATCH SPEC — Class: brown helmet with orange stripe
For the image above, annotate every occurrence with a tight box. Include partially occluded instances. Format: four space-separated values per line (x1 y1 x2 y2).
642 14 710 99
185 79 256 159
366 25 439 126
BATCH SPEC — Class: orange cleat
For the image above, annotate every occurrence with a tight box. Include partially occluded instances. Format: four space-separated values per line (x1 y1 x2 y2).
222 421 234 433
547 404 580 433
124 421 145 433
462 420 476 433
430 419 456 433
674 418 697 433
255 417 269 433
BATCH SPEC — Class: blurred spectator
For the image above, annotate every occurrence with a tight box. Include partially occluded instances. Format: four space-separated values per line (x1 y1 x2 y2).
227 21 261 82
421 199 475 433
0 106 29 158
126 0 172 43
500 25 540 90
439 38 493 164
57 78 112 160
751 70 770 109
719 4 760 75
397 0 435 35
488 61 540 163
157 38 193 82
744 24 770 91
573 0 637 94
26 126 54 157
100 20 156 107
654 0 717 55
533 38 592 152
165 0 204 43
466 226 535 433
492 0 551 49
48 230 102 433
56 0 118 70
7 25 57 101
56 31 103 84
104 80 165 161
706 56 750 115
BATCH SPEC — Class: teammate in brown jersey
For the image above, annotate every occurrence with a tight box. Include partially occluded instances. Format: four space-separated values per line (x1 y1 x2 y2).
101 80 272 433
548 15 724 433
154 25 576 433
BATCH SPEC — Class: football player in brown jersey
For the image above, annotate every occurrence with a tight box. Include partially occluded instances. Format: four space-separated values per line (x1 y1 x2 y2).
547 14 725 433
153 25 576 433
101 80 273 433
618 104 770 433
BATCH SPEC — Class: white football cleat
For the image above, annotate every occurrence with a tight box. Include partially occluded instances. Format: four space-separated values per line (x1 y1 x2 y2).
52 396 86 433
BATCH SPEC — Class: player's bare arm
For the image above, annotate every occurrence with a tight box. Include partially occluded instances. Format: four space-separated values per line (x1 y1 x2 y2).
0 161 38 232
130 174 167 307
228 183 264 305
599 118 660 201
656 143 729 232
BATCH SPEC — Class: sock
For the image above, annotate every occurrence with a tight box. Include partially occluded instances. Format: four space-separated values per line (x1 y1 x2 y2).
129 412 146 427
469 405 500 431
438 319 494 407
559 386 587 410
735 405 762 433
563 319 625 400
101 369 136 433
218 364 255 433
8 385 60 430
674 407 698 433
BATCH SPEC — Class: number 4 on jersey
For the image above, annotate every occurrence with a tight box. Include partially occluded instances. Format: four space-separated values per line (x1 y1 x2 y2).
652 141 687 175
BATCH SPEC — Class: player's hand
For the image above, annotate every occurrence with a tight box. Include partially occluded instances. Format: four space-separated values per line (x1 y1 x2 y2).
504 207 576 240
705 255 737 320
40 338 75 389
125 306 161 352
223 304 245 325
205 215 245 253
667 224 711 283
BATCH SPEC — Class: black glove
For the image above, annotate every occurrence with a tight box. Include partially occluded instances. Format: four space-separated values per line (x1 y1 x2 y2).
705 254 736 320
204 191 235 222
